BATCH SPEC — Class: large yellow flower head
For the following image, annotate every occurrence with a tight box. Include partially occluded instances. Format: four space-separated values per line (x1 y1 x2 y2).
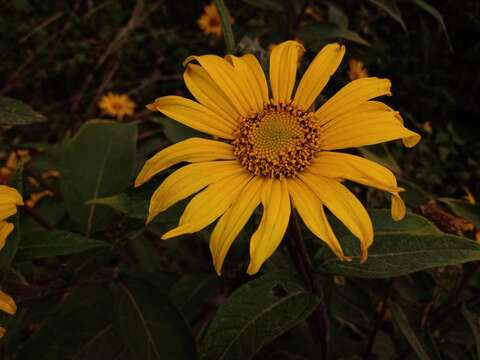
136 41 421 275
0 185 23 336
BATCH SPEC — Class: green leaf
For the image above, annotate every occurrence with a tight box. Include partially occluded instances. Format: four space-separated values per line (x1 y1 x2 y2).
327 2 349 28
129 235 162 273
318 210 480 278
389 301 434 360
398 178 433 207
15 230 109 260
367 0 407 32
300 22 370 47
0 96 47 125
114 280 196 360
88 187 149 220
242 0 283 12
408 0 453 52
153 116 204 143
199 272 319 360
214 0 235 54
438 198 480 228
170 273 218 322
60 120 137 234
461 304 480 359
358 144 401 174
16 286 123 360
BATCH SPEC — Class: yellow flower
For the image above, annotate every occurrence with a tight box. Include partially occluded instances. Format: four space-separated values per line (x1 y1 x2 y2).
0 150 30 185
197 3 234 37
0 185 23 336
136 41 421 275
25 190 54 208
348 58 369 80
98 92 136 120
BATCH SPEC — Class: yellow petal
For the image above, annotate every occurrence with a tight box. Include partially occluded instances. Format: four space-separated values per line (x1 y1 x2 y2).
210 177 263 275
135 138 234 187
269 40 305 103
242 54 269 105
315 77 392 125
299 172 373 261
287 178 348 261
293 43 345 110
0 186 23 205
184 63 241 124
184 55 253 116
225 55 266 113
0 185 23 221
247 179 290 275
319 101 421 150
162 171 252 239
147 96 235 139
391 193 406 221
0 289 16 315
147 161 245 223
310 151 406 221
350 101 421 147
0 221 14 251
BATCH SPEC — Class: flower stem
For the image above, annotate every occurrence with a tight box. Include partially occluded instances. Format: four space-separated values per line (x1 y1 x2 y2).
213 0 235 54
286 212 330 360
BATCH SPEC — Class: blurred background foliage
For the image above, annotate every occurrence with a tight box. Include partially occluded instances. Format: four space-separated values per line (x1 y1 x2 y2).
0 0 480 359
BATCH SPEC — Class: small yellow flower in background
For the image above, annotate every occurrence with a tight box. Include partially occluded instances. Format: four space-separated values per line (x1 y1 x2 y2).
197 3 234 37
348 58 369 80
422 121 433 134
463 186 476 204
98 92 136 120
0 150 31 185
25 190 54 208
41 169 60 179
137 40 420 275
0 185 23 337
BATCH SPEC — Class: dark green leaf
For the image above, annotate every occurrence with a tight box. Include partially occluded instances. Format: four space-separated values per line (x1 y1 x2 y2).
327 2 349 28
88 188 149 220
438 198 480 228
389 301 433 360
461 304 480 359
60 120 137 234
398 178 433 207
408 0 453 51
114 280 196 360
300 22 370 47
367 0 407 31
318 210 480 278
359 144 401 174
16 286 123 360
128 235 162 273
152 116 204 143
242 0 284 12
199 272 319 360
170 273 218 322
16 230 109 260
0 96 47 125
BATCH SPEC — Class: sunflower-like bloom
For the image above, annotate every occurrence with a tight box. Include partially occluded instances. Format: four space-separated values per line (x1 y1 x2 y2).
197 3 234 37
0 185 23 336
98 92 136 120
136 41 421 275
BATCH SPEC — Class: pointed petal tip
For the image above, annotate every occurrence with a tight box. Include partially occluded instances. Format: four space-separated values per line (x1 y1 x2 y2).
146 103 157 111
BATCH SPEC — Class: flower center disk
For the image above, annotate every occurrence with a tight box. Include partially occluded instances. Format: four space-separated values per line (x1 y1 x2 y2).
233 103 321 178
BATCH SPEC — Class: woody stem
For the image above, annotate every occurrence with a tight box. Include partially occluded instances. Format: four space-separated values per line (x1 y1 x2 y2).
286 211 330 360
